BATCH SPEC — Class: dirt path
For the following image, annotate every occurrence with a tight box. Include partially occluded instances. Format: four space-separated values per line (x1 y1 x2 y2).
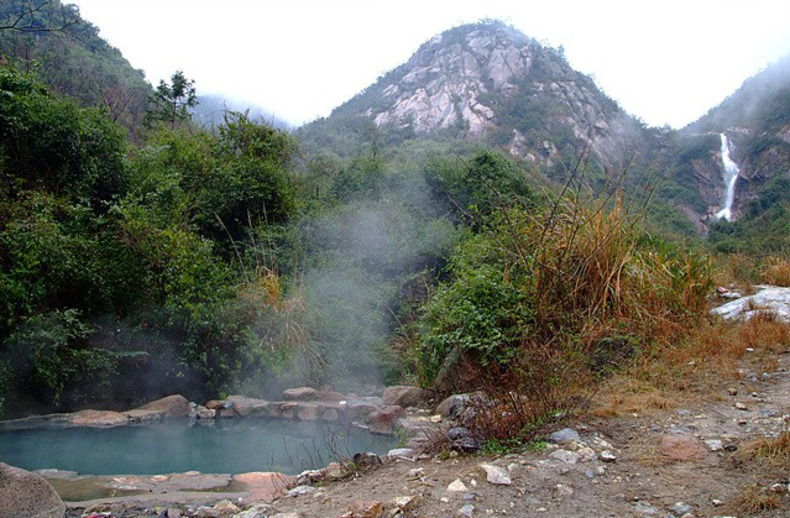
65 353 790 518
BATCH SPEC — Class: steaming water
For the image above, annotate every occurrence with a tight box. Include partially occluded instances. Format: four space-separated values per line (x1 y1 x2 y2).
0 419 396 475
715 133 740 221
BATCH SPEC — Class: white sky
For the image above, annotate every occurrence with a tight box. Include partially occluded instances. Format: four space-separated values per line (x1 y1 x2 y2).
71 0 790 128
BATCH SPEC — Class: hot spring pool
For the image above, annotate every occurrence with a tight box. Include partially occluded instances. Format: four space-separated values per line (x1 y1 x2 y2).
0 418 397 475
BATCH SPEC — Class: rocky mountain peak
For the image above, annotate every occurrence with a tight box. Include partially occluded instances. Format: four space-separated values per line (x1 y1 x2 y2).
371 23 538 136
342 21 642 169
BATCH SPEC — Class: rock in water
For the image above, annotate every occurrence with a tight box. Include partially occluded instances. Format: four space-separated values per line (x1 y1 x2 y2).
0 462 65 518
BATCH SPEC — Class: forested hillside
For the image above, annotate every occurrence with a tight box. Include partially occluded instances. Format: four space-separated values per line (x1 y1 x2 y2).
0 0 152 138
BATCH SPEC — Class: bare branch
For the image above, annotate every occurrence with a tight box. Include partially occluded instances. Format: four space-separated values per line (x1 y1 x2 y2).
0 0 80 34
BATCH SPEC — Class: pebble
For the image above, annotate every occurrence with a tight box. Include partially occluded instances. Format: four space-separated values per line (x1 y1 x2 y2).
734 402 748 411
387 448 416 460
704 439 723 452
554 484 574 496
407 468 424 478
548 428 580 444
448 479 468 492
392 495 419 510
479 464 512 485
600 450 617 462
548 449 581 464
633 501 660 514
286 485 315 497
670 502 693 514
456 504 475 517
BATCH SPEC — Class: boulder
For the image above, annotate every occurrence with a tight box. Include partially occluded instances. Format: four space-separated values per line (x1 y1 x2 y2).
365 406 405 435
447 427 482 453
233 504 273 518
548 428 580 444
711 286 790 323
387 448 417 460
295 403 320 421
232 472 297 502
69 409 128 427
352 452 382 470
382 386 434 408
136 394 191 417
194 406 216 420
346 401 379 420
0 462 65 518
123 408 165 423
281 387 319 401
225 396 272 417
434 392 487 420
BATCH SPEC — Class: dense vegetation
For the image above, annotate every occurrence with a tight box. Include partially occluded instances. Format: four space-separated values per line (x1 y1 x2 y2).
0 66 299 414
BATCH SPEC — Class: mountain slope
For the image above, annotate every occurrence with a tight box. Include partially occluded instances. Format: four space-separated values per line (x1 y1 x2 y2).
0 0 152 139
298 21 649 176
664 54 790 244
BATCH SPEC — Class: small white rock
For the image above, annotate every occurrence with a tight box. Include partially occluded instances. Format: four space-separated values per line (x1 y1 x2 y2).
448 479 468 492
600 450 617 462
479 464 511 486
549 449 581 464
704 439 724 452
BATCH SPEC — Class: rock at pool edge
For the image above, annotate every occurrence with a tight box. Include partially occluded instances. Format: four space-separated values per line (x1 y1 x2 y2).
0 462 65 518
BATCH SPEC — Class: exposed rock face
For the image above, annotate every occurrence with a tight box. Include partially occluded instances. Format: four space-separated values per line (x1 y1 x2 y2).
373 24 637 166
0 462 65 518
711 286 790 323
306 21 641 169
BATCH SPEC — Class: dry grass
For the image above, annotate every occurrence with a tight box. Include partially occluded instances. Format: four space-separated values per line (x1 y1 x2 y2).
728 484 783 515
761 256 790 287
591 315 790 416
740 430 790 469
712 253 790 289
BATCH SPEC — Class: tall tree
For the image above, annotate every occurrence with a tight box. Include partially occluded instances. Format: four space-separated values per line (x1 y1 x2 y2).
146 70 197 129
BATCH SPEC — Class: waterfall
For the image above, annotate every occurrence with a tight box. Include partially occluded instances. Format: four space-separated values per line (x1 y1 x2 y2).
715 133 740 222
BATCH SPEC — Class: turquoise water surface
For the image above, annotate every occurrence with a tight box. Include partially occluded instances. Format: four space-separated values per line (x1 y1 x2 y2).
0 418 396 475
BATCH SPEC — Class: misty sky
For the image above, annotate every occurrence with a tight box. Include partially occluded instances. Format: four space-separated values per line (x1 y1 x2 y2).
71 0 790 128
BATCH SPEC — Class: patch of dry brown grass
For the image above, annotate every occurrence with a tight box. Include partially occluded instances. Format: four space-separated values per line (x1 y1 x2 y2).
740 430 790 469
591 315 790 416
728 483 783 515
761 256 790 287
